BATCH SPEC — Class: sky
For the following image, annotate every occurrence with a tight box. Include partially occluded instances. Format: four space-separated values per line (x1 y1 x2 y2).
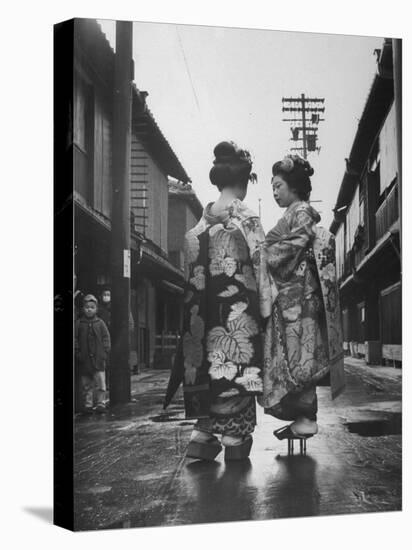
98 20 383 232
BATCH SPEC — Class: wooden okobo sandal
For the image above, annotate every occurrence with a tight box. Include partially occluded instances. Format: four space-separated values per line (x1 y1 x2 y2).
186 437 222 461
224 435 253 461
273 425 314 456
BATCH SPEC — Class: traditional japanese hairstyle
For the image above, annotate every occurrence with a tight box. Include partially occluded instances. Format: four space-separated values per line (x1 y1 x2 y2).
209 141 257 190
272 154 314 201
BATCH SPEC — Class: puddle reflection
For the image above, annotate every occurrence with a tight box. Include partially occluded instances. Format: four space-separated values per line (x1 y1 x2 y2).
182 458 255 524
181 452 320 522
106 451 322 529
265 455 320 518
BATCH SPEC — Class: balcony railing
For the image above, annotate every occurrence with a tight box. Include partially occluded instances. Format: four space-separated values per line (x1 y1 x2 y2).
376 183 399 241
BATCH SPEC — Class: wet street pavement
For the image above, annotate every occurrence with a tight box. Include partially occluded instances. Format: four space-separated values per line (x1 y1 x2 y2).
74 358 402 531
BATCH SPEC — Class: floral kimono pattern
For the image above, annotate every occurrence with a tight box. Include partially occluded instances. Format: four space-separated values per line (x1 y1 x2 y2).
180 199 273 435
259 201 344 416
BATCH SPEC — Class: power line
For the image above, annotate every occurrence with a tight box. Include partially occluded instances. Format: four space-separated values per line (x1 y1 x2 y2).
175 27 201 113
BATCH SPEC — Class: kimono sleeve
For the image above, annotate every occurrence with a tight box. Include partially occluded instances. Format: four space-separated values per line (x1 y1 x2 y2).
242 216 277 318
265 204 317 277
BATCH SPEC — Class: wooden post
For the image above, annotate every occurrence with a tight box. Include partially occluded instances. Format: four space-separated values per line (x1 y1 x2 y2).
392 39 402 255
110 21 133 404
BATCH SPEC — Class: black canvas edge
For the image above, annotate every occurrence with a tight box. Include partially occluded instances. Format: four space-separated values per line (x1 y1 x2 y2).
53 19 75 531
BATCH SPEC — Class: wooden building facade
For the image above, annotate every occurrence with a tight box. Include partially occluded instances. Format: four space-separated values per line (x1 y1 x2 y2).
72 19 202 370
330 39 401 366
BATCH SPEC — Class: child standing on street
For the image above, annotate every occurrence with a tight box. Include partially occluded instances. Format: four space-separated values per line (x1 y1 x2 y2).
75 294 111 414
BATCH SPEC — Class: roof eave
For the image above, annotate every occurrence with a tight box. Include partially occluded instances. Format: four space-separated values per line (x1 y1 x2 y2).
131 86 191 183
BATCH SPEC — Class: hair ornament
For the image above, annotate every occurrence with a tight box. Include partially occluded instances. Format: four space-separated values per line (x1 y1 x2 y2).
280 156 294 172
279 154 313 176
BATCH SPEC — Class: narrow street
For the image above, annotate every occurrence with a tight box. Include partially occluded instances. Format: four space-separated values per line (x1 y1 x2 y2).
74 359 401 531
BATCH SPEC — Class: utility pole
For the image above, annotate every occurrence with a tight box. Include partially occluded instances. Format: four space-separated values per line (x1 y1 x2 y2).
301 94 307 159
110 21 133 404
392 39 402 255
282 95 325 159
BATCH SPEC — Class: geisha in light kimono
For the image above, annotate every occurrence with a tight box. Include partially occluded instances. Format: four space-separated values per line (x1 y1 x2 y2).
259 154 345 441
164 141 273 461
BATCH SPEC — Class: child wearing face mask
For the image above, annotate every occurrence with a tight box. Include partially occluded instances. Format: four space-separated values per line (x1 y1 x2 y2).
75 294 111 414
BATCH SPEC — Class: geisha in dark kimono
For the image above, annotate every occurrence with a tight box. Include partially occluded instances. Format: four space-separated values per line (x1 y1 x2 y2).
165 141 273 461
259 155 345 440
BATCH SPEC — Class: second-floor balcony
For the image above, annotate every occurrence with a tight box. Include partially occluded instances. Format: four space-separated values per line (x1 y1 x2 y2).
376 183 399 241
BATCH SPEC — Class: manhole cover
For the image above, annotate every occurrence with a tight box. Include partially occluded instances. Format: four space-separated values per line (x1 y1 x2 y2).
344 413 401 436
